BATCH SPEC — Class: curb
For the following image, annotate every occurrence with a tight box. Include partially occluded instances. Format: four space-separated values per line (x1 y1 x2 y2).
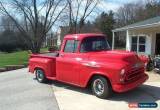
0 68 6 72
0 64 28 73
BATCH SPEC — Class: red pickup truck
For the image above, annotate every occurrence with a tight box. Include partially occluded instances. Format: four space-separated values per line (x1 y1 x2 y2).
29 33 148 98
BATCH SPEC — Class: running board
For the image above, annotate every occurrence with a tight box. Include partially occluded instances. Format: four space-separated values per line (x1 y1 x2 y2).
47 76 56 80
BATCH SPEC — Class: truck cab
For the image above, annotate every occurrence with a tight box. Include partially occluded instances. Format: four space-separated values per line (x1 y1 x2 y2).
29 33 148 98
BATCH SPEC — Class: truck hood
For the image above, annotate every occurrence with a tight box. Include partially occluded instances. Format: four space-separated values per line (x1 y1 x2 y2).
89 50 141 65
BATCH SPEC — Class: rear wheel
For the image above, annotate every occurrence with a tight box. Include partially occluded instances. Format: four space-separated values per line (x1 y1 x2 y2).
35 69 47 83
91 76 112 99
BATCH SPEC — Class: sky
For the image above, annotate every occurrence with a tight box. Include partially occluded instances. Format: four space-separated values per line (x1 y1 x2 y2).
0 0 146 32
87 0 146 21
98 0 142 12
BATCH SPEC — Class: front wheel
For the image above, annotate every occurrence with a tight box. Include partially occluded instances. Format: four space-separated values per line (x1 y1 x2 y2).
35 69 47 83
92 76 112 99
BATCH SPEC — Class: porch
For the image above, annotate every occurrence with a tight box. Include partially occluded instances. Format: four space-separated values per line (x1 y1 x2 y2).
112 16 160 56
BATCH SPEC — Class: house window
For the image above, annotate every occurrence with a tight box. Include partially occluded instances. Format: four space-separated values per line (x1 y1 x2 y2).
131 36 146 53
131 37 138 52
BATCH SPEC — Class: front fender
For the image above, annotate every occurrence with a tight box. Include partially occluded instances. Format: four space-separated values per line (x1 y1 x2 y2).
85 71 112 87
79 64 114 87
79 62 124 88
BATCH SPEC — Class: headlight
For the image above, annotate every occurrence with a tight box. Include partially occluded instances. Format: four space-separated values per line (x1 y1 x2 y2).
120 69 125 83
120 69 125 76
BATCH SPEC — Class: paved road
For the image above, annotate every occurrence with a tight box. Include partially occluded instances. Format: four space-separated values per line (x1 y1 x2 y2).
0 68 59 110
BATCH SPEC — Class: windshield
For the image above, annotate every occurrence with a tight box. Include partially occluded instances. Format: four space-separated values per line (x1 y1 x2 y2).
80 36 110 53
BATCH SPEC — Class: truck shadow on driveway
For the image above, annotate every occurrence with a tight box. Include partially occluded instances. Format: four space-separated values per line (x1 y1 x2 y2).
48 80 160 102
110 85 160 102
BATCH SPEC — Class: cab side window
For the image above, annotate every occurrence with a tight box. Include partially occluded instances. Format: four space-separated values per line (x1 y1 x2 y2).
64 40 79 53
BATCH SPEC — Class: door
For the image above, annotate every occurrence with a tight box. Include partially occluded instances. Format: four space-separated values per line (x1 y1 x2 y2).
155 34 160 55
56 40 80 85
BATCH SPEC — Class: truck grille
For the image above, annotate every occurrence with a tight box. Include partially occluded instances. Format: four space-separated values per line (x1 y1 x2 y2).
125 67 144 82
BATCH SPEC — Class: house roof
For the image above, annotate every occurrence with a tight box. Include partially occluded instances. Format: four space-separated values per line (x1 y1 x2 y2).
113 16 160 32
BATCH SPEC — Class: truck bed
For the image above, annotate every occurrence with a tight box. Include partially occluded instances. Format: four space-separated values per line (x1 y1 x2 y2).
31 52 59 58
29 52 58 78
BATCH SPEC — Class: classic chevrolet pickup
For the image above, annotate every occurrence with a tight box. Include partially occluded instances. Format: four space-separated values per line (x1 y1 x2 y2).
29 33 148 98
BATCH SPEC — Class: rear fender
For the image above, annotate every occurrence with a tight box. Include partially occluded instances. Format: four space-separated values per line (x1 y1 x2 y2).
33 66 46 74
29 58 55 77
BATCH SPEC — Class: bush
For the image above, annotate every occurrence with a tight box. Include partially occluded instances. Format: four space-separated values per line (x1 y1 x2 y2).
0 44 17 53
0 30 28 52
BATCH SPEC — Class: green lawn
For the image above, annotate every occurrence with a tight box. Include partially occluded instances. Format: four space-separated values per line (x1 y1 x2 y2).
0 48 48 68
0 51 29 68
40 47 48 52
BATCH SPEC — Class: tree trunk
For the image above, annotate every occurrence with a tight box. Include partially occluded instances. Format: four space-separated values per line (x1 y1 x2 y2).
31 47 40 54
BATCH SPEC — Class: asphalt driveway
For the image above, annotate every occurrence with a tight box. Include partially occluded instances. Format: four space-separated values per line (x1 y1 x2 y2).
0 68 59 110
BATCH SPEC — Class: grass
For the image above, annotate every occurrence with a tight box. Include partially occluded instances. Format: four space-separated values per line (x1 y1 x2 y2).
0 51 29 68
40 47 48 52
0 47 49 68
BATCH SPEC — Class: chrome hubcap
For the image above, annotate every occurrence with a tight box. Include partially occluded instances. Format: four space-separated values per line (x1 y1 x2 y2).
36 70 44 81
93 79 104 95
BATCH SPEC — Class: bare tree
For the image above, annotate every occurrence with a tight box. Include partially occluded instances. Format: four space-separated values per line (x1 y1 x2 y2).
115 3 143 27
115 0 160 28
0 0 67 53
66 0 100 33
145 0 160 18
0 16 16 31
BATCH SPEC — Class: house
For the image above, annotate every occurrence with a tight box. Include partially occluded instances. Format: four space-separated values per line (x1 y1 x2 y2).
45 33 58 47
112 16 160 56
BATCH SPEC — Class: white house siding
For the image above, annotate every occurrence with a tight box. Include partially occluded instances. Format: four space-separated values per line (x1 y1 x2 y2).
128 26 160 56
57 28 61 46
146 36 152 55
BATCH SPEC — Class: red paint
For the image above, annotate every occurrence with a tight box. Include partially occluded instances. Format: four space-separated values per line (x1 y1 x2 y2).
139 55 149 64
29 33 148 93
